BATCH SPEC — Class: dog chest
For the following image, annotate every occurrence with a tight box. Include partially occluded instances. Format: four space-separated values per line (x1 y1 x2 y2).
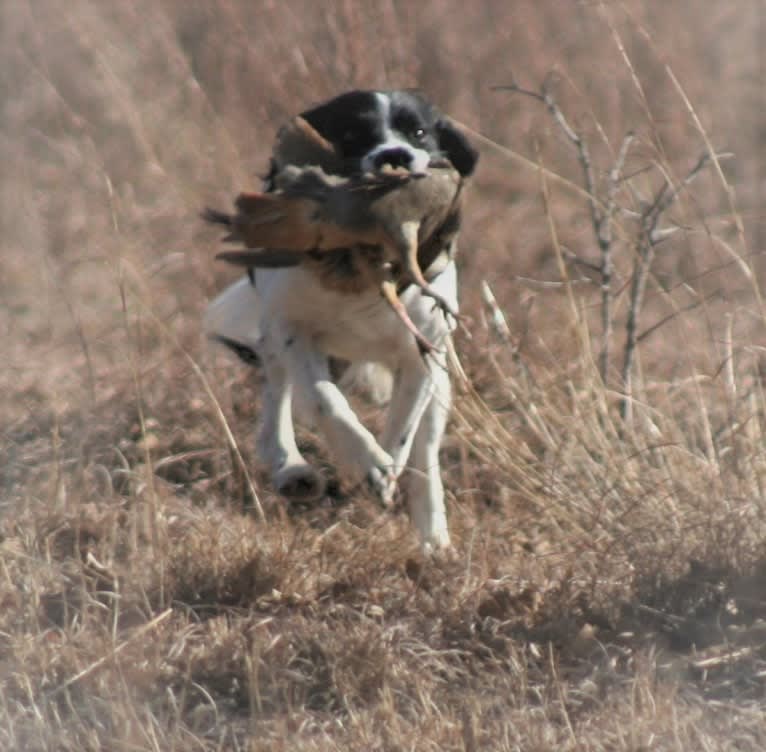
256 266 414 363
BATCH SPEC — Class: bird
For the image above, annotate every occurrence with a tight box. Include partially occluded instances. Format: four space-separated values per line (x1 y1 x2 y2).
203 117 465 353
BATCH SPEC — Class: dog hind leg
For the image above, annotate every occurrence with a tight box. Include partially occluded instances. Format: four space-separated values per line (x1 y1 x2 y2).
206 278 324 503
258 357 326 503
406 348 452 551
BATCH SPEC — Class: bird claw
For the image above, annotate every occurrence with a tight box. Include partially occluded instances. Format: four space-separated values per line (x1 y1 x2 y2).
422 288 461 322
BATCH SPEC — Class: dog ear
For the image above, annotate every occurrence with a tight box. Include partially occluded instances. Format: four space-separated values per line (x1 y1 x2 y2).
436 118 478 177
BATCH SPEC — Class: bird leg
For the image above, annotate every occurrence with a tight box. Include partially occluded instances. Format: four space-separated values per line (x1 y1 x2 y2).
396 221 461 321
379 276 438 356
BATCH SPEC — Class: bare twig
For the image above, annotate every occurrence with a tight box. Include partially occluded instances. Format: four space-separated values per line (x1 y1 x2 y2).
495 80 601 236
498 78 725 423
619 152 727 421
497 81 635 387
636 294 717 345
621 245 654 422
600 132 635 384
480 279 512 343
562 247 602 275
647 152 733 243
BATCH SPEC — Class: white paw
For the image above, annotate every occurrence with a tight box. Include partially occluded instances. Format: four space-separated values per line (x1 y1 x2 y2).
421 537 456 560
274 463 326 503
366 464 397 508
338 439 396 506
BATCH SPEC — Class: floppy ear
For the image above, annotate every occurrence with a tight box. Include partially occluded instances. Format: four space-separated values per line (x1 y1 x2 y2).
436 118 478 177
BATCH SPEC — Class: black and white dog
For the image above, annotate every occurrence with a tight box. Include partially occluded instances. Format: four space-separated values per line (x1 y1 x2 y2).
205 90 478 551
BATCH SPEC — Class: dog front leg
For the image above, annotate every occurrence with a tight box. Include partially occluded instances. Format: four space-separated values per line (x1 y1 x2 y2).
280 329 395 502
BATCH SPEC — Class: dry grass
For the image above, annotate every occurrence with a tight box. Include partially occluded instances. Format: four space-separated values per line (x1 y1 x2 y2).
2 0 766 749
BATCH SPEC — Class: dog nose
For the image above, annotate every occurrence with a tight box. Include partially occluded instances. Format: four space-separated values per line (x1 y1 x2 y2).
373 147 414 170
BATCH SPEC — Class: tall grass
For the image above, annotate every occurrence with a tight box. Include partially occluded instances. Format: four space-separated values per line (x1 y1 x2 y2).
1 1 765 749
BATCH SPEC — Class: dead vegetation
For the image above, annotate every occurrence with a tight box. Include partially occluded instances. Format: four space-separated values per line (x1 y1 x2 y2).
2 0 766 749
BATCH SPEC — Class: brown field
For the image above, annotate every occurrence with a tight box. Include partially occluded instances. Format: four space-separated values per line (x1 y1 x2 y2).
2 1 766 749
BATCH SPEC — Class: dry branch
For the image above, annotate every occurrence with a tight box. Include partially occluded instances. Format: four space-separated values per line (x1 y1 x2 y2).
498 78 728 422
496 81 634 386
620 151 731 421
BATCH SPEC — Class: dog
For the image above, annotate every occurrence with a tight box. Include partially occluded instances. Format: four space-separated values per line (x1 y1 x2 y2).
204 90 478 551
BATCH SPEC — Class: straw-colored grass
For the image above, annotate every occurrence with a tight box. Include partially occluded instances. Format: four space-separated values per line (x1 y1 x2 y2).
2 1 766 749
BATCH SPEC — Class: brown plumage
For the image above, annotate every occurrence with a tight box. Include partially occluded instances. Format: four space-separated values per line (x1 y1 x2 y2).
204 116 465 353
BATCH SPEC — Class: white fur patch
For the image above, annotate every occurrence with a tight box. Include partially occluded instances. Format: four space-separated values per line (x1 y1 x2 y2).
360 93 431 173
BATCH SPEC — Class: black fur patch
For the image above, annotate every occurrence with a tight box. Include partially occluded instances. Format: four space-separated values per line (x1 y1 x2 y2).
211 335 260 367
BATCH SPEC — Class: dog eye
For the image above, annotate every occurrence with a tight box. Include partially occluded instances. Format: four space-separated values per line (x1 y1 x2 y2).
414 128 426 141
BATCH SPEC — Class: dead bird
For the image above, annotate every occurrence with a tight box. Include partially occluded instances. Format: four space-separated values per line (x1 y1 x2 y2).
204 157 464 352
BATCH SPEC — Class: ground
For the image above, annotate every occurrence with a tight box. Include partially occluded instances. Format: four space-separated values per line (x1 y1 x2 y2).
2 1 766 749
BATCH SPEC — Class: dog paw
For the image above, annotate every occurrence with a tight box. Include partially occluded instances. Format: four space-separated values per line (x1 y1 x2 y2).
421 539 456 561
275 464 326 503
365 464 397 508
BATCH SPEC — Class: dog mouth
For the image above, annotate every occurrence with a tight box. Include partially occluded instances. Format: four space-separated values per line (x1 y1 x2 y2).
361 144 431 174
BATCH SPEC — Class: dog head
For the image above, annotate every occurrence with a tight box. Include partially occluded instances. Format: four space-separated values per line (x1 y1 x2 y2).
292 89 478 178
